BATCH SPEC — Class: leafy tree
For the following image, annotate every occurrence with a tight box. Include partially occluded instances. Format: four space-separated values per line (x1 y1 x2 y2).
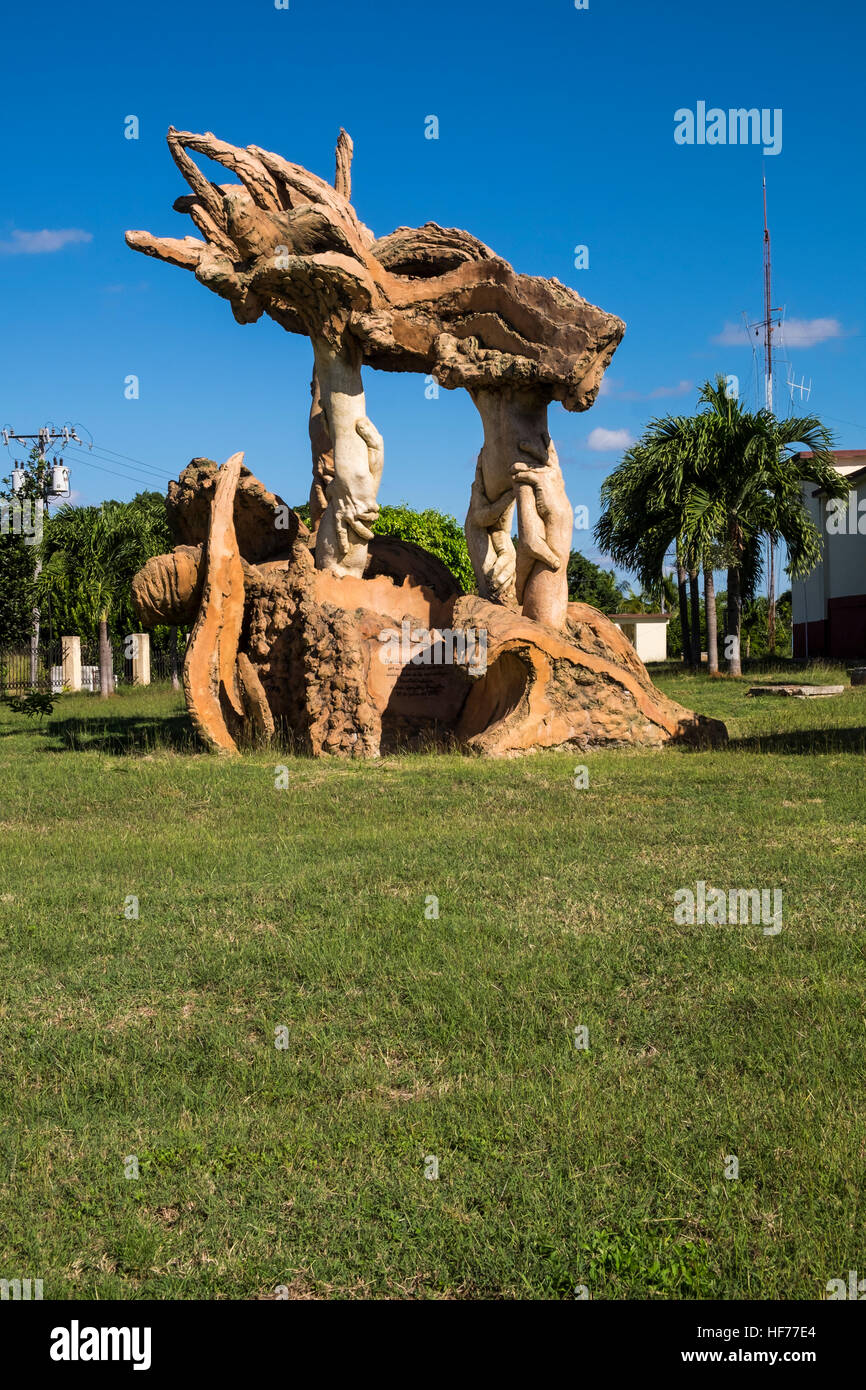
566 551 624 612
0 528 37 648
596 419 704 668
617 574 678 614
37 500 162 697
110 492 173 638
684 379 844 674
374 504 474 592
596 377 846 677
126 490 172 550
0 447 51 672
740 590 793 660
110 492 183 688
293 500 475 592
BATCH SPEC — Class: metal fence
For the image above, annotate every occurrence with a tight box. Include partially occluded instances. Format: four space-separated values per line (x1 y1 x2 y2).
0 635 183 693
0 643 63 694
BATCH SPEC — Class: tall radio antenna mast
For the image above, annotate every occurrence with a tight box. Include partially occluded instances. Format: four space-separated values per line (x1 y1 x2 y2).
762 175 781 652
762 176 774 413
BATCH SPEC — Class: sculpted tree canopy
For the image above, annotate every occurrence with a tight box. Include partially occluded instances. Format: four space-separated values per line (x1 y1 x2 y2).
126 127 623 618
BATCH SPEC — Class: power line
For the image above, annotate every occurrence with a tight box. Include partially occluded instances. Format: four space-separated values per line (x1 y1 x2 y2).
64 443 169 483
822 412 866 435
64 454 162 488
65 453 170 492
70 430 173 474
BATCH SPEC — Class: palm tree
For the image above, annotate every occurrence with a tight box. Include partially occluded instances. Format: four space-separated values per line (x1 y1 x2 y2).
596 415 717 669
619 574 677 614
124 491 181 687
37 503 150 696
597 378 847 678
684 379 846 676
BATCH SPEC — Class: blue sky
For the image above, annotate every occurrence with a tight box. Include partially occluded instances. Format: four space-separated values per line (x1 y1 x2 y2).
1 0 864 585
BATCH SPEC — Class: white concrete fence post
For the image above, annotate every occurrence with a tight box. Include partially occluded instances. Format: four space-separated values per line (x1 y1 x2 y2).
131 633 151 686
61 636 82 692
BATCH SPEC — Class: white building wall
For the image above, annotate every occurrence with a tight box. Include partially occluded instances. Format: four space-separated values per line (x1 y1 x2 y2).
635 623 668 663
793 460 866 657
614 620 668 663
825 479 866 599
793 489 826 630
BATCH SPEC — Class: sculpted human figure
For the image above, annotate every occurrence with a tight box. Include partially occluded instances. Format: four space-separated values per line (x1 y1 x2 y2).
511 436 572 629
310 339 384 577
308 370 335 541
464 459 517 606
468 388 572 628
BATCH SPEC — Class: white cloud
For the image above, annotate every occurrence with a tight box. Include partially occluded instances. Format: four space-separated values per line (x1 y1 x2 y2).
713 321 755 346
587 427 634 451
647 379 693 399
0 228 93 255
599 377 692 401
781 317 845 348
714 316 845 348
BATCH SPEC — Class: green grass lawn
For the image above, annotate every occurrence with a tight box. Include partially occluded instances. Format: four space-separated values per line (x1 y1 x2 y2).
0 666 864 1299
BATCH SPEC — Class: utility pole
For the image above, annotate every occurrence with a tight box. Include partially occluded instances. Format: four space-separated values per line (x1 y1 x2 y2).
762 178 774 417
2 425 77 686
761 178 782 656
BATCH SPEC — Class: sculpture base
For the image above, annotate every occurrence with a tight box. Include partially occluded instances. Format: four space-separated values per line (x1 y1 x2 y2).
244 559 725 755
131 458 727 756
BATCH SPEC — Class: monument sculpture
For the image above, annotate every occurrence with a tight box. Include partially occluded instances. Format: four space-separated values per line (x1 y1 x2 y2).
127 127 725 755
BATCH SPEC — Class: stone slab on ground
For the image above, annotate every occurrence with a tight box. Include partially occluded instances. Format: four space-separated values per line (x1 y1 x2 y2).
746 683 845 699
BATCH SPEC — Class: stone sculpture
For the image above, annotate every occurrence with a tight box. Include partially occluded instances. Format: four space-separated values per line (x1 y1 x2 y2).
127 128 725 756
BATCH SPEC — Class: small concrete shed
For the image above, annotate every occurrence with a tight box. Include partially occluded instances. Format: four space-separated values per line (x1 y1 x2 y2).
610 612 670 663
